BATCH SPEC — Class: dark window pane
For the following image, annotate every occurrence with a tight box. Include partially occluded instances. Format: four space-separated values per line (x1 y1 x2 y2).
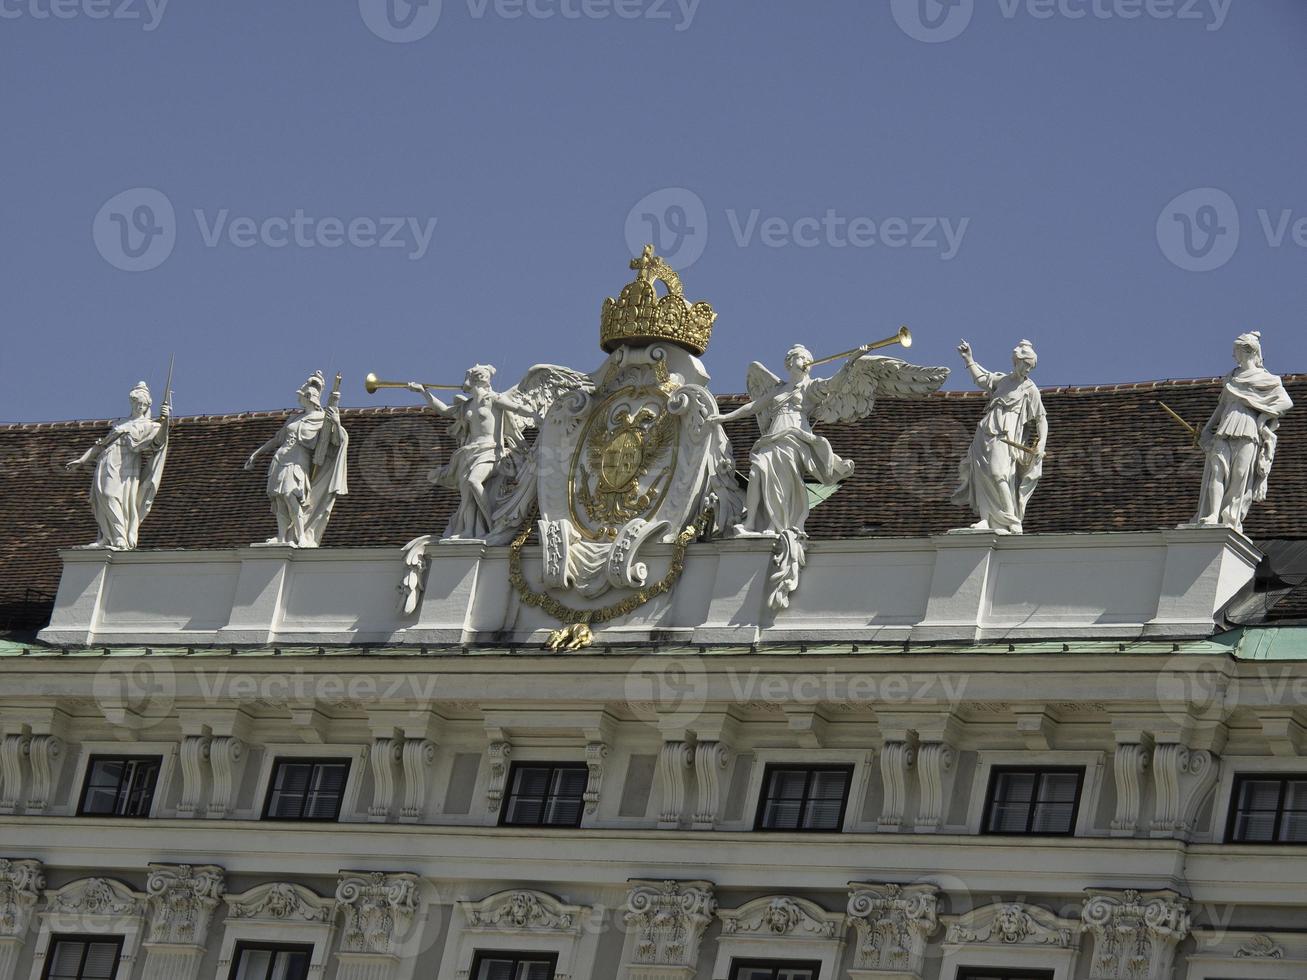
729 961 820 980
757 767 851 831
45 938 123 980
501 764 586 827
769 770 809 799
471 953 556 980
985 769 1082 835
80 757 161 817
1229 775 1307 844
266 761 349 821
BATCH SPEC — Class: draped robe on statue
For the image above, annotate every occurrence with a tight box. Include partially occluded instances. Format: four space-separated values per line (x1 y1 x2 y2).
741 384 853 535
90 417 167 550
266 409 349 547
1192 365 1293 531
952 370 1045 533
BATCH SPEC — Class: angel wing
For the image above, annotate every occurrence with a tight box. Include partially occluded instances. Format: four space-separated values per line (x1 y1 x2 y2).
499 364 594 457
746 361 783 433
810 355 949 425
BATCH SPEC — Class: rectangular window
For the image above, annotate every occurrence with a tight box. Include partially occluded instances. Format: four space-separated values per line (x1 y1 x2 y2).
229 943 313 980
78 756 161 817
755 765 853 832
728 960 822 980
983 767 1083 836
469 950 558 980
956 970 1055 980
1227 774 1307 843
263 759 351 821
42 936 123 980
500 763 587 828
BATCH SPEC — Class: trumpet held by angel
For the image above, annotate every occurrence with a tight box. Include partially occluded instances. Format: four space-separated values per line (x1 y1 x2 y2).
708 340 950 537
406 362 591 541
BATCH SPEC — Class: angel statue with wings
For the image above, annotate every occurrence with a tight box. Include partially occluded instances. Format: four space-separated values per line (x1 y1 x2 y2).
708 342 949 608
406 363 590 542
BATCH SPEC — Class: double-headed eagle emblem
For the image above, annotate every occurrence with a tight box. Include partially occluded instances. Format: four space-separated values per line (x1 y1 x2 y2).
575 396 678 537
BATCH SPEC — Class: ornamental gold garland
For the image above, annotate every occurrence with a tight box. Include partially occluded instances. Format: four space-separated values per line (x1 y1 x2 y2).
508 512 709 650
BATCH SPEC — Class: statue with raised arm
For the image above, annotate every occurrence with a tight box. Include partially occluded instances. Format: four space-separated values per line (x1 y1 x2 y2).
406 363 591 542
1186 331 1292 534
65 379 172 550
244 371 349 548
709 343 949 608
951 339 1047 535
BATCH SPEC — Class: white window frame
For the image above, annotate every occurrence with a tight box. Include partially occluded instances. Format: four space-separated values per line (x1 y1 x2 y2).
67 741 176 819
435 888 600 980
216 882 336 980
28 877 146 980
726 748 870 833
252 743 368 823
1209 757 1307 845
965 750 1106 836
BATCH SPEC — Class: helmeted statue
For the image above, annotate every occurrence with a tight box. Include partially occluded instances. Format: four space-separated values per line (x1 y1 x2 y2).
1187 331 1293 534
244 371 349 548
65 380 171 550
405 363 591 542
951 339 1047 535
711 344 948 608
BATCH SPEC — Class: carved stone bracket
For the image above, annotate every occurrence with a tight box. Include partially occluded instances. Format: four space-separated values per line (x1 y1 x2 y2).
584 741 609 815
846 882 939 978
401 738 437 822
1110 737 1152 836
0 857 43 979
368 737 404 821
25 735 62 814
878 734 918 832
486 740 512 813
913 741 955 832
1082 888 1189 980
1149 743 1219 839
177 733 211 818
655 740 693 829
623 879 716 979
0 734 30 815
205 736 245 819
692 741 730 830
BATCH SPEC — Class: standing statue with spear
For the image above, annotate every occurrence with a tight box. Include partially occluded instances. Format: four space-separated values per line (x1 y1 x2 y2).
65 358 174 550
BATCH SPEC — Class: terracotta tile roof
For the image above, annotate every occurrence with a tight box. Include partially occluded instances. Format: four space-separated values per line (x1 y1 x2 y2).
1 375 1303 628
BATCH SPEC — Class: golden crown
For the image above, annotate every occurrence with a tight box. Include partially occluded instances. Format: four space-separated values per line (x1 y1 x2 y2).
600 245 717 356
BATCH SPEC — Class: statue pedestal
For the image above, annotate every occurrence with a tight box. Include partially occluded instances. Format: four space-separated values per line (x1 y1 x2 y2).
38 528 1260 648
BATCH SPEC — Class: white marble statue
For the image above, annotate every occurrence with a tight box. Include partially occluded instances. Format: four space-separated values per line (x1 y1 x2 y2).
709 344 948 607
951 339 1047 535
1187 331 1293 533
244 371 349 548
65 380 171 550
407 364 590 542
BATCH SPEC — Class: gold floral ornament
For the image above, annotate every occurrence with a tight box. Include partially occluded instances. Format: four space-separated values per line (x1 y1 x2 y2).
600 245 717 356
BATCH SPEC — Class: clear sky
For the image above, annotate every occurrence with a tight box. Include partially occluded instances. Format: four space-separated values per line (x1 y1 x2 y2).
2 0 1305 422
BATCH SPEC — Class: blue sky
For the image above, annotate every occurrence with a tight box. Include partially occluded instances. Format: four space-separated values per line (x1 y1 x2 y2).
2 0 1305 422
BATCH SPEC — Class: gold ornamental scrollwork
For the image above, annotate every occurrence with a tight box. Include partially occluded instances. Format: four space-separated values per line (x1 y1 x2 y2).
509 511 709 651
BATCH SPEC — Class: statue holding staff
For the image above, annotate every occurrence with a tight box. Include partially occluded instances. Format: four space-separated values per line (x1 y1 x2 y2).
951 339 1047 535
244 371 349 548
1187 331 1292 534
65 377 172 550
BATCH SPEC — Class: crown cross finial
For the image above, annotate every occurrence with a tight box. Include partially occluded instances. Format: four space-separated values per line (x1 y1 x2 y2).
632 243 658 281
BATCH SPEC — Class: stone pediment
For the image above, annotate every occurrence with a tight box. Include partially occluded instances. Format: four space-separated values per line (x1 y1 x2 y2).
224 882 334 923
719 895 844 939
462 889 584 934
944 902 1079 949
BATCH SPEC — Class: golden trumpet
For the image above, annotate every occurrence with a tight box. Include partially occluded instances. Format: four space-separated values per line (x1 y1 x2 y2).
364 373 464 395
810 326 912 367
